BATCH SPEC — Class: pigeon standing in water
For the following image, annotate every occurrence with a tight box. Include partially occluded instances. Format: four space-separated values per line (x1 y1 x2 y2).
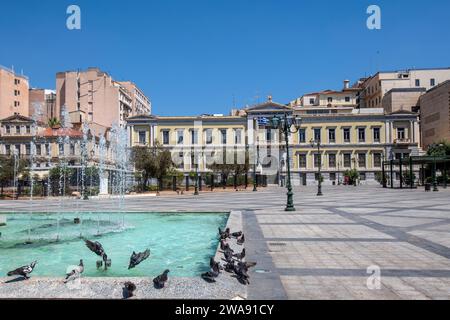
84 239 110 270
64 260 84 283
128 249 151 269
123 281 137 299
7 261 37 279
153 270 170 289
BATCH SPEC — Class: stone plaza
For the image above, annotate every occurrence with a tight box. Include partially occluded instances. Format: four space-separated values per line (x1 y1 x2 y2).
1 185 450 300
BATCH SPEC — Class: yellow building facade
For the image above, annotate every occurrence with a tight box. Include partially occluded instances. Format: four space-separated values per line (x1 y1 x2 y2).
127 98 422 186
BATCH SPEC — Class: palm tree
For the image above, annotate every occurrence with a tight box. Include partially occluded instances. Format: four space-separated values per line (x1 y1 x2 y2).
48 117 61 128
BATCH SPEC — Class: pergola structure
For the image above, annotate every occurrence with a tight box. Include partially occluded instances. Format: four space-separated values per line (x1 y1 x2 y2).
382 156 450 190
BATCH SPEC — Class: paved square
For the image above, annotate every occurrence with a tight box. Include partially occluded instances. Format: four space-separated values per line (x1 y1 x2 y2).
1 185 450 300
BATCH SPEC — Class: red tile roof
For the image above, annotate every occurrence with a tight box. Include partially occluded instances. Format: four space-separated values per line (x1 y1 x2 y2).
39 127 83 138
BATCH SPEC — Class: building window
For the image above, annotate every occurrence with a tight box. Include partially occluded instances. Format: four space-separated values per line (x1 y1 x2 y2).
430 78 436 86
205 129 213 144
46 144 50 156
26 126 31 134
36 144 41 156
329 154 336 168
221 129 227 144
191 130 198 145
70 143 75 156
330 173 336 181
177 152 184 169
327 97 333 103
298 154 307 168
177 130 184 145
299 129 306 143
309 98 315 105
358 153 366 168
345 96 350 102
26 144 31 155
415 79 420 87
373 127 380 142
266 129 272 142
314 154 322 168
138 131 146 144
314 128 321 142
5 125 10 134
358 128 366 142
5 145 11 155
360 173 366 181
59 144 64 156
328 129 336 143
162 130 170 145
234 129 242 144
374 153 382 167
344 153 351 167
397 128 406 140
343 128 351 143
16 126 21 134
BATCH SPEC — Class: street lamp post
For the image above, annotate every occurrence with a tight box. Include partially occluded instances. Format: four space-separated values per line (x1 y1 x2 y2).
193 148 199 196
270 114 302 212
310 139 323 196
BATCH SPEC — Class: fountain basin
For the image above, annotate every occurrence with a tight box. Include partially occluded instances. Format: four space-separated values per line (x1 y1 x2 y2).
0 212 228 278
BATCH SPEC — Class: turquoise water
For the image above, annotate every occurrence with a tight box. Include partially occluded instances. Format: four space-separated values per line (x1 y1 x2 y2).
0 212 228 277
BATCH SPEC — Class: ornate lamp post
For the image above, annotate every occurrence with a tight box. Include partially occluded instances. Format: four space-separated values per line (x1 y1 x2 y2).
310 138 323 196
192 147 199 196
270 114 302 212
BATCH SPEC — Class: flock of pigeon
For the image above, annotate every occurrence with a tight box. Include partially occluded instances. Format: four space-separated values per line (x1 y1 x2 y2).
201 227 256 285
5 228 254 298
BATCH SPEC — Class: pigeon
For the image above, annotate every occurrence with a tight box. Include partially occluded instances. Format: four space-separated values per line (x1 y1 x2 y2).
218 227 230 240
84 239 106 258
64 260 84 283
220 240 228 251
153 269 170 289
123 281 137 298
244 261 257 269
237 234 245 245
201 272 217 283
224 260 235 273
128 249 151 269
234 262 250 285
7 261 37 279
233 248 246 261
231 231 243 238
224 248 234 263
201 259 221 283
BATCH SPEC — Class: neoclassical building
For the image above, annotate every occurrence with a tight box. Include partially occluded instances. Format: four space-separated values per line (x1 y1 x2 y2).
126 97 422 186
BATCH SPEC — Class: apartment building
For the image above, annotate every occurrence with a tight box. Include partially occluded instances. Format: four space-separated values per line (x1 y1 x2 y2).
0 66 29 119
119 81 151 116
289 80 360 110
56 68 135 129
419 80 450 149
29 89 57 122
359 67 450 109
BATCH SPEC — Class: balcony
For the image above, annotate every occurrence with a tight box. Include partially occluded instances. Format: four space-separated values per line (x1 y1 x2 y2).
394 138 411 145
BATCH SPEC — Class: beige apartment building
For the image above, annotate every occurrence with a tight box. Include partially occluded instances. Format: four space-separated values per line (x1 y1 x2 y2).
119 81 151 116
29 88 57 123
56 68 149 129
0 66 30 119
359 67 450 109
289 80 360 110
382 88 426 114
420 80 450 149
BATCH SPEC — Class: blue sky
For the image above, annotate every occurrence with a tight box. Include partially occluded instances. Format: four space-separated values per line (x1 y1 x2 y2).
1 0 449 116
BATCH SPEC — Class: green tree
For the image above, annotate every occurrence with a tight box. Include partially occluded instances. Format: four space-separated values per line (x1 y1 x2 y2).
48 117 61 128
49 165 74 196
207 149 249 188
344 169 359 186
0 156 29 196
427 140 450 157
131 143 173 191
